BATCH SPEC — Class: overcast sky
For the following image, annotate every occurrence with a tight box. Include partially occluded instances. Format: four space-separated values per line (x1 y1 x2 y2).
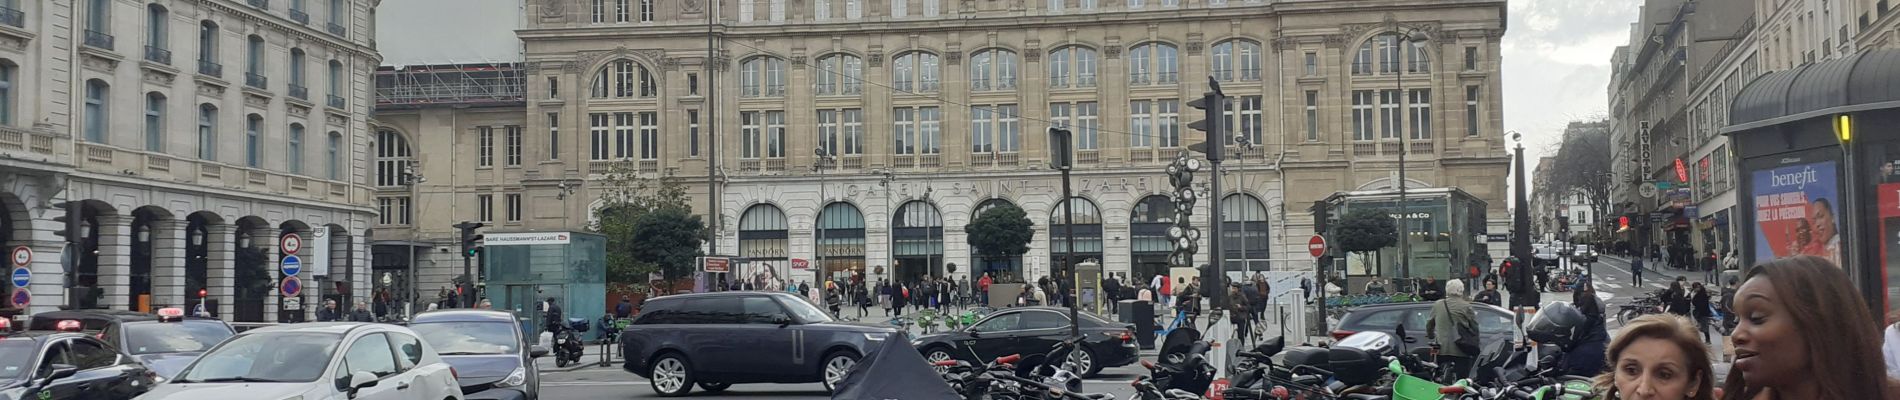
1504 0 1641 185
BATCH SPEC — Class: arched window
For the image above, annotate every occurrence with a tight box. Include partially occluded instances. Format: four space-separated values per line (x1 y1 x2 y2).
84 80 109 143
1049 197 1104 270
1128 42 1178 85
1210 39 1261 82
245 35 265 87
289 48 307 94
1220 193 1272 271
147 5 169 57
969 49 1018 91
1353 33 1429 76
197 104 217 160
815 202 867 279
198 21 220 68
1130 195 1175 278
144 92 166 151
327 131 342 180
245 114 263 167
1047 46 1097 88
740 56 787 97
287 123 305 174
738 204 790 262
893 200 945 281
892 51 940 93
590 60 658 98
813 53 863 95
374 130 411 188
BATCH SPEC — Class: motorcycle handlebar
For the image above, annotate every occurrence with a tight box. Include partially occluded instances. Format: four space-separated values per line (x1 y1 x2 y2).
995 354 1022 365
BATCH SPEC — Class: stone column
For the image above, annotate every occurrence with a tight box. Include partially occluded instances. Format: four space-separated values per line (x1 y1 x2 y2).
96 214 132 310
26 214 68 315
150 219 189 309
206 224 237 320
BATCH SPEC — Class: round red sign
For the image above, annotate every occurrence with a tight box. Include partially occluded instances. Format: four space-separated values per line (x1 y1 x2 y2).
1307 235 1328 258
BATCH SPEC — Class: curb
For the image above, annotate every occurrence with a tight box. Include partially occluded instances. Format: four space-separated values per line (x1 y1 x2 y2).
544 356 623 373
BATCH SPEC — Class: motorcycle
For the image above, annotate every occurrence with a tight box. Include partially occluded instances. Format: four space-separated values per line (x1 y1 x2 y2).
1614 294 1664 325
553 317 589 368
934 350 1119 400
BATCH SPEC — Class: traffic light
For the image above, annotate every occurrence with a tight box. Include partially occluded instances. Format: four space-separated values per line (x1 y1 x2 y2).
1310 201 1334 234
1047 127 1074 171
1186 77 1227 163
454 221 486 258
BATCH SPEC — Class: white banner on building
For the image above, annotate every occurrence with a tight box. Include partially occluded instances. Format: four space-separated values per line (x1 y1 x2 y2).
483 232 572 246
309 227 331 277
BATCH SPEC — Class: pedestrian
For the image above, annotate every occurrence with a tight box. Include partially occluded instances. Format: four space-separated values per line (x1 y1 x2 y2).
1228 283 1252 345
1365 277 1388 295
1249 278 1269 326
1632 256 1646 286
1427 279 1479 381
1884 309 1900 380
614 296 634 319
1725 255 1896 400
540 297 564 334
978 273 993 308
1473 278 1503 307
878 279 891 316
1104 274 1122 314
1419 277 1443 301
349 301 374 322
316 299 341 322
1567 279 1610 377
1691 282 1713 344
1154 274 1171 311
1592 315 1715 400
1663 279 1690 317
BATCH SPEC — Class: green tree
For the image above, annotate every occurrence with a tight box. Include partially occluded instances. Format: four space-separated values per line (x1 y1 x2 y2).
965 204 1035 268
592 161 704 289
629 207 708 281
1335 208 1397 276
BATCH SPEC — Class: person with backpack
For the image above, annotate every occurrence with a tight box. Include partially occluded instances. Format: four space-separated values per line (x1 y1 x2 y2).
1426 279 1480 381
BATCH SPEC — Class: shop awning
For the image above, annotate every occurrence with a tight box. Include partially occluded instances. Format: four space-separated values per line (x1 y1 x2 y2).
1726 49 1900 132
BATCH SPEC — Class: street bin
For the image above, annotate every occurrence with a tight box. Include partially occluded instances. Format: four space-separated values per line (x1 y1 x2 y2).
1119 299 1155 350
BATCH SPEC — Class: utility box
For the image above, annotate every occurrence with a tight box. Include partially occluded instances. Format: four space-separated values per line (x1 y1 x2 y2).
481 231 607 338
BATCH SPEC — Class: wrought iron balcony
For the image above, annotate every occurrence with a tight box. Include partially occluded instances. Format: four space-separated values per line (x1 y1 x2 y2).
144 46 172 65
327 23 346 37
198 60 223 77
83 30 114 50
247 0 269 9
289 84 308 100
327 95 345 109
289 9 309 24
0 6 23 28
245 73 268 89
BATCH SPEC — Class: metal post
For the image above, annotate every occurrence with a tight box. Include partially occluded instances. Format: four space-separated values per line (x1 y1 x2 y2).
1396 33 1410 281
1062 169 1077 340
816 149 828 283
705 0 720 258
1511 134 1533 308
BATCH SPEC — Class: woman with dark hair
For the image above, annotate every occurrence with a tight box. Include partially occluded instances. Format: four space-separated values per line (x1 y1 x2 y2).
1690 282 1712 343
1594 314 1715 400
1473 278 1502 307
1663 280 1691 317
1724 256 1899 400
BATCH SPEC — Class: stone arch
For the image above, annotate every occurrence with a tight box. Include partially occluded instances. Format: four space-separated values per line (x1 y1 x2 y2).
129 206 175 311
737 203 789 279
892 200 944 283
1048 196 1104 277
183 211 223 315
68 200 116 309
322 223 354 311
231 216 271 322
814 202 866 281
1220 193 1273 272
586 57 662 99
1129 195 1176 281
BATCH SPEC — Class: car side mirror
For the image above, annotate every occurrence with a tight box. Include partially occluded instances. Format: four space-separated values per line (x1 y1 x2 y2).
530 345 551 358
348 371 379 396
39 364 76 387
967 328 981 338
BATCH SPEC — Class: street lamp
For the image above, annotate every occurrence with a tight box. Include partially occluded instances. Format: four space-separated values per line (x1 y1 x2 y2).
1048 126 1080 344
1395 28 1429 280
1509 131 1534 309
815 148 835 283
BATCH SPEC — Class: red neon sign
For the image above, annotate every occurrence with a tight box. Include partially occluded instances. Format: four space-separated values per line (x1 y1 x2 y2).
1675 158 1689 182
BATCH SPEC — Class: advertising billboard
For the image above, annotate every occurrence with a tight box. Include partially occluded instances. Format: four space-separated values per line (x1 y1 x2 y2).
1751 161 1842 266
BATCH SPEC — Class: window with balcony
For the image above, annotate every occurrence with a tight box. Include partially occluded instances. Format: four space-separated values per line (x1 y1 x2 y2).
814 54 863 95
970 104 1020 154
84 80 109 144
245 35 267 89
817 109 866 157
893 52 941 93
891 0 907 17
1130 99 1180 148
770 0 785 21
198 104 218 160
815 0 831 19
245 114 263 167
892 106 940 155
1210 39 1261 82
506 125 523 165
288 123 304 174
327 0 347 35
591 60 658 98
0 0 22 28
145 92 166 151
739 110 787 159
739 0 755 21
1351 90 1374 141
327 131 341 180
146 5 171 64
290 0 308 23
1128 43 1178 85
85 0 112 49
968 49 1018 91
288 48 307 99
198 21 220 76
1227 95 1261 145
846 0 862 18
740 56 787 97
1378 90 1400 139
638 113 659 160
588 113 610 160
327 60 344 108
1047 46 1097 88
1049 102 1099 150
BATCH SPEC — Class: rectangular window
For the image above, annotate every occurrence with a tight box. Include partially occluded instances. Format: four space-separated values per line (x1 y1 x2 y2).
1465 85 1480 137
687 110 700 157
287 124 304 174
970 105 1018 154
615 0 630 22
244 117 260 167
891 0 907 17
0 64 10 125
247 37 264 77
1128 0 1142 9
477 126 494 166
329 0 345 24
1077 102 1098 150
505 125 523 165
377 197 412 225
86 0 109 33
84 82 108 143
766 110 786 158
1408 89 1431 140
1129 100 1152 148
1304 91 1319 141
1351 90 1374 141
506 194 522 222
593 0 607 22
1303 52 1317 76
1158 99 1181 148
741 111 761 159
547 76 559 99
639 112 659 160
640 0 655 22
146 95 165 151
148 6 168 52
1463 46 1478 71
1045 0 1060 13
923 0 939 16
1378 89 1400 139
687 73 698 95
327 133 341 180
820 109 841 156
770 0 785 21
846 0 862 19
1238 96 1261 146
843 109 865 155
199 22 218 64
1078 0 1094 9
477 194 493 223
589 113 611 160
740 0 755 22
892 107 943 155
614 112 635 159
198 107 217 160
815 0 831 19
547 112 560 160
998 105 1020 153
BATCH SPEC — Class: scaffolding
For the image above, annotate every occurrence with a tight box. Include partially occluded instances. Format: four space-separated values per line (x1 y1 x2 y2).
374 62 526 109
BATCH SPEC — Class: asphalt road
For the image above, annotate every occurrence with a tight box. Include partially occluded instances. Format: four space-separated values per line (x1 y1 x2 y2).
537 356 1157 399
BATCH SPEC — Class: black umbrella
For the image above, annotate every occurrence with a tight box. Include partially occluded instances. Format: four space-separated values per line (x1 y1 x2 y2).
830 332 960 400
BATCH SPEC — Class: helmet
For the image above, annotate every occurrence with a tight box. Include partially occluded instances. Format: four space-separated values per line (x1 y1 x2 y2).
1525 301 1585 347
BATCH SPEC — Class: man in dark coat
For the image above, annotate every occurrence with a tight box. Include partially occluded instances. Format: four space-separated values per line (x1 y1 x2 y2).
1103 274 1123 314
316 300 341 322
614 296 635 319
348 301 375 322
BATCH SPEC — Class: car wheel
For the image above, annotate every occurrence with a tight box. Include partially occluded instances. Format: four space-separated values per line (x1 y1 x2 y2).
820 350 861 393
924 346 956 373
698 381 731 393
648 353 696 397
1067 346 1100 378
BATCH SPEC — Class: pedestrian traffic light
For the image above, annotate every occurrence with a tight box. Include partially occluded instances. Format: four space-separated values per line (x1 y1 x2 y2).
1186 77 1227 163
197 288 207 298
454 221 486 258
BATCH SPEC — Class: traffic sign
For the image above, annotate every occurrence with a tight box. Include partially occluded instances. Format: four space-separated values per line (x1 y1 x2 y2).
281 276 302 297
10 268 29 288
1307 235 1328 258
284 298 302 311
10 288 27 307
280 255 303 276
280 234 301 255
8 246 29 267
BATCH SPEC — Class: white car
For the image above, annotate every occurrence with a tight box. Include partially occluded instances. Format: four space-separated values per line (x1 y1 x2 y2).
135 322 464 400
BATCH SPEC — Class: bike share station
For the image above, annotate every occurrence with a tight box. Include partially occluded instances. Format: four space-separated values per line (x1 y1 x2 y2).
480 231 607 339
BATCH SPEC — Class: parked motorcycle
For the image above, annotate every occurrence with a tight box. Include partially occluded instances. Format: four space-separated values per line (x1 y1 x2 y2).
553 317 589 367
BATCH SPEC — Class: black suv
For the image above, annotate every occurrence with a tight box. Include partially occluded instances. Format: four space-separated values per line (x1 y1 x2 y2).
29 309 234 379
620 292 899 397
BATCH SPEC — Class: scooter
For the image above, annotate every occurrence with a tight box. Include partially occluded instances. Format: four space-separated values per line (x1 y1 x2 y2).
553 318 589 368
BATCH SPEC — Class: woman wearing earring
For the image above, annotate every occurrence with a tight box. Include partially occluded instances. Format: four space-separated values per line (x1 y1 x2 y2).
1724 256 1900 400
1594 314 1714 400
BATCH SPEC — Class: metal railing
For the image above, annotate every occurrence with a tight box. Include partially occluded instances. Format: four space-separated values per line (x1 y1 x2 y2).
199 60 224 77
328 95 346 109
289 85 308 100
245 73 269 89
247 0 269 9
144 46 172 65
84 30 114 50
327 22 347 36
289 9 309 24
0 6 23 28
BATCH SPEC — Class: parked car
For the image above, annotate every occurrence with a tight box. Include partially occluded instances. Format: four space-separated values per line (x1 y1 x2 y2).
36 308 238 379
620 291 899 397
1331 301 1520 358
1570 245 1598 264
138 322 464 400
0 319 161 400
411 309 546 400
909 306 1139 378
1533 246 1562 267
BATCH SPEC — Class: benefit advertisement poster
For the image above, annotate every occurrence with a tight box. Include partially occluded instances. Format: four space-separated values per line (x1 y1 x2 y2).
1751 161 1842 266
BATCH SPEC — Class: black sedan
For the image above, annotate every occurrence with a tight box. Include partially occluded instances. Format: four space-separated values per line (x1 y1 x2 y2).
909 307 1139 377
412 309 547 400
89 309 234 379
1333 301 1521 354
621 291 900 397
0 328 160 400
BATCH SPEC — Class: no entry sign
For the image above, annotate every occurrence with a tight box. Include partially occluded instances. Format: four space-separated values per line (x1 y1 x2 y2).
280 234 301 255
1308 235 1328 258
8 246 29 267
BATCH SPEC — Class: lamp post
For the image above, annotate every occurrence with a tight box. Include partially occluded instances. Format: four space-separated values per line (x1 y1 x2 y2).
1395 28 1429 280
1049 127 1081 346
815 148 835 283
1234 135 1257 275
1509 131 1534 309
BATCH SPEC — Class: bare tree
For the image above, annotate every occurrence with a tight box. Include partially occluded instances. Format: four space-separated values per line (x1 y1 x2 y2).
1546 119 1614 239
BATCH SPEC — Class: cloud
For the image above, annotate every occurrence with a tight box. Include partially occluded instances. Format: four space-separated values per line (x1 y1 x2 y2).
1503 0 1640 205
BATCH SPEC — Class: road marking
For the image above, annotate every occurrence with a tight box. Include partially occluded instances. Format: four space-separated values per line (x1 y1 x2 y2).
543 381 649 387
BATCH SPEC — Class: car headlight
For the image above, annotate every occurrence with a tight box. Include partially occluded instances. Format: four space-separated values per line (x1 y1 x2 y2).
862 332 889 341
494 367 528 388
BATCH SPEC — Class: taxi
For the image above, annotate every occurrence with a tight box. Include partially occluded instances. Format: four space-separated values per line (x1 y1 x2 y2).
0 318 161 400
27 308 234 379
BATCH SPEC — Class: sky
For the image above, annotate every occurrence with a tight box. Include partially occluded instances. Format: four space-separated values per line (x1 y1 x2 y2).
375 0 522 66
1503 0 1642 182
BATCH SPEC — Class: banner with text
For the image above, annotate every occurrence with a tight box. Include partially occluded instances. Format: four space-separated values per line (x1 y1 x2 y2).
1751 161 1841 266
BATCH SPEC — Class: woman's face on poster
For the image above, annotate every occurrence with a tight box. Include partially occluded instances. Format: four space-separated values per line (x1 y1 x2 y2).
1809 202 1836 241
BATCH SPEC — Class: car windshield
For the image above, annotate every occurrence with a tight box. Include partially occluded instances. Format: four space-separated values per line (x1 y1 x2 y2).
0 341 34 380
412 322 518 355
177 332 340 383
124 322 235 355
780 296 834 323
